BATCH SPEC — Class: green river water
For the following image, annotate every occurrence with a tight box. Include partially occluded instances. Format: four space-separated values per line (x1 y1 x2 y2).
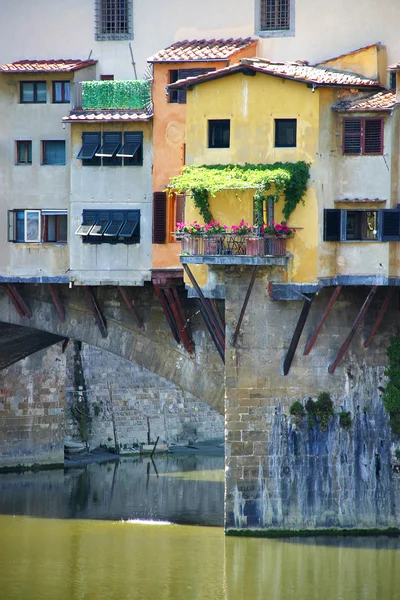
0 454 399 600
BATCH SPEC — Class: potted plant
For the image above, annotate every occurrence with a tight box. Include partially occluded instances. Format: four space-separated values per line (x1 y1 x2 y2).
203 221 227 255
231 221 261 256
176 221 204 255
262 221 295 256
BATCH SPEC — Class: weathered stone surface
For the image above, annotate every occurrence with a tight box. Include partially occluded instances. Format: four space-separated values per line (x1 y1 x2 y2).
225 276 400 532
0 345 65 468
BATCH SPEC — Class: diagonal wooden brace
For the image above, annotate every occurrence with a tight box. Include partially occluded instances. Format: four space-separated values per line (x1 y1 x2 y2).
283 295 314 376
328 286 377 374
154 284 181 344
48 283 66 322
84 286 107 338
3 284 31 318
304 286 342 355
165 287 195 357
232 265 258 347
118 286 144 330
364 286 394 348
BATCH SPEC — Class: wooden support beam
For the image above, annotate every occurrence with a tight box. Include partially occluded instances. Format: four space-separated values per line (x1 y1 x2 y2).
197 300 225 363
210 299 225 332
164 288 195 357
328 286 377 374
304 286 342 355
232 266 258 347
84 286 107 338
171 287 196 356
61 338 70 353
2 284 31 318
48 284 65 322
154 284 181 344
182 264 225 360
118 286 144 330
364 286 394 349
283 295 314 376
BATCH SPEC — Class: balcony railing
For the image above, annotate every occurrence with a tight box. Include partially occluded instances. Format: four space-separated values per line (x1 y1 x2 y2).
179 233 289 265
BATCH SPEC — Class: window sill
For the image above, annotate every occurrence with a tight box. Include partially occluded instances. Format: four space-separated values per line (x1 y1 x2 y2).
256 29 294 38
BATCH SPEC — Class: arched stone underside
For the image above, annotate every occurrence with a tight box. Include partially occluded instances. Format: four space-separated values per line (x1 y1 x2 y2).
0 284 224 414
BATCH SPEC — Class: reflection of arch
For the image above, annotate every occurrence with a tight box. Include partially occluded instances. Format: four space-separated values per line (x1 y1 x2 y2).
0 286 224 414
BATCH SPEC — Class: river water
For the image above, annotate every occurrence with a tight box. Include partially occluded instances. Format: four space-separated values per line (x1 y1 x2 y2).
1 453 400 600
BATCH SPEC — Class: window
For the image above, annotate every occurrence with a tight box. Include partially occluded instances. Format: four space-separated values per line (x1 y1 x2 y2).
390 72 397 91
20 81 46 103
42 141 66 165
77 131 143 166
275 119 297 147
343 118 383 155
8 210 67 243
169 68 215 103
323 209 400 242
52 81 71 103
258 0 294 36
16 141 32 165
254 195 275 226
75 209 140 244
208 120 230 149
95 0 133 40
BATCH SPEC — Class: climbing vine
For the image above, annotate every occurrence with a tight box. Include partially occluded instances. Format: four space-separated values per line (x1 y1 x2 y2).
383 337 400 434
82 80 151 111
169 162 310 224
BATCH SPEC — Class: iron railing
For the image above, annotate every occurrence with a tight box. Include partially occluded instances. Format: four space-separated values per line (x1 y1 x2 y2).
179 233 287 257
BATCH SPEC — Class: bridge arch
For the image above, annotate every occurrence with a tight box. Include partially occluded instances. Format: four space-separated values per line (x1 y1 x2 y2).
0 284 224 414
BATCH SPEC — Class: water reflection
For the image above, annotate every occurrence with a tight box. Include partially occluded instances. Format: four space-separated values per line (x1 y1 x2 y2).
0 454 224 525
1 516 400 600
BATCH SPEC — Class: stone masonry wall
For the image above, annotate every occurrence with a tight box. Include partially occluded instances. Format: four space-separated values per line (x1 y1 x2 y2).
224 270 400 532
0 344 65 469
65 342 224 449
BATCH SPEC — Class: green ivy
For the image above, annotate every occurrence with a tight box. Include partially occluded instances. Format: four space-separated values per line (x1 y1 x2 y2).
169 162 310 224
306 392 334 431
383 337 400 434
82 80 151 110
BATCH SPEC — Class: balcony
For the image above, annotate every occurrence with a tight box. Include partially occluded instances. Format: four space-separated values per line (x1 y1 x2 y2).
72 80 152 112
179 233 289 266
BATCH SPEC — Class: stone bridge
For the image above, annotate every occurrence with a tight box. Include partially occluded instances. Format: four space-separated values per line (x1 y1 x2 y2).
0 281 224 413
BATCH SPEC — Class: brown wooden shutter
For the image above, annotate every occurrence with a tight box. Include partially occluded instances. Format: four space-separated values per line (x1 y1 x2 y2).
153 192 167 243
382 209 400 241
175 194 185 227
364 118 383 154
343 119 361 154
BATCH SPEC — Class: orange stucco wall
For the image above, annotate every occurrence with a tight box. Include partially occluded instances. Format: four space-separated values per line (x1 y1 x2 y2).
151 42 257 269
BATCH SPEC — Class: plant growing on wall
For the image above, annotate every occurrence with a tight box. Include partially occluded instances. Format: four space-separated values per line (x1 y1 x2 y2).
339 410 352 429
383 337 400 434
305 392 334 431
82 80 151 111
169 162 310 224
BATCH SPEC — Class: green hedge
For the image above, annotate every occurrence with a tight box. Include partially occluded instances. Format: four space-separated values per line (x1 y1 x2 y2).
82 80 151 110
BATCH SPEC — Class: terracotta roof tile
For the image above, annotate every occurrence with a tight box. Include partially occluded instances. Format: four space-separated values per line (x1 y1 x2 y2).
388 62 400 71
167 58 383 90
62 110 152 123
334 197 387 203
333 91 396 112
148 37 257 63
0 59 97 73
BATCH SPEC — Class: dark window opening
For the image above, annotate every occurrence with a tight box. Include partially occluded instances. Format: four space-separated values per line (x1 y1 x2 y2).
169 68 215 104
16 141 32 165
76 209 140 244
95 0 132 40
97 132 122 166
275 119 297 148
343 118 383 155
208 120 230 149
20 81 47 103
261 0 290 31
116 131 143 165
42 141 66 165
390 72 397 91
8 210 67 243
100 74 115 80
52 81 71 103
78 131 142 166
324 209 383 242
